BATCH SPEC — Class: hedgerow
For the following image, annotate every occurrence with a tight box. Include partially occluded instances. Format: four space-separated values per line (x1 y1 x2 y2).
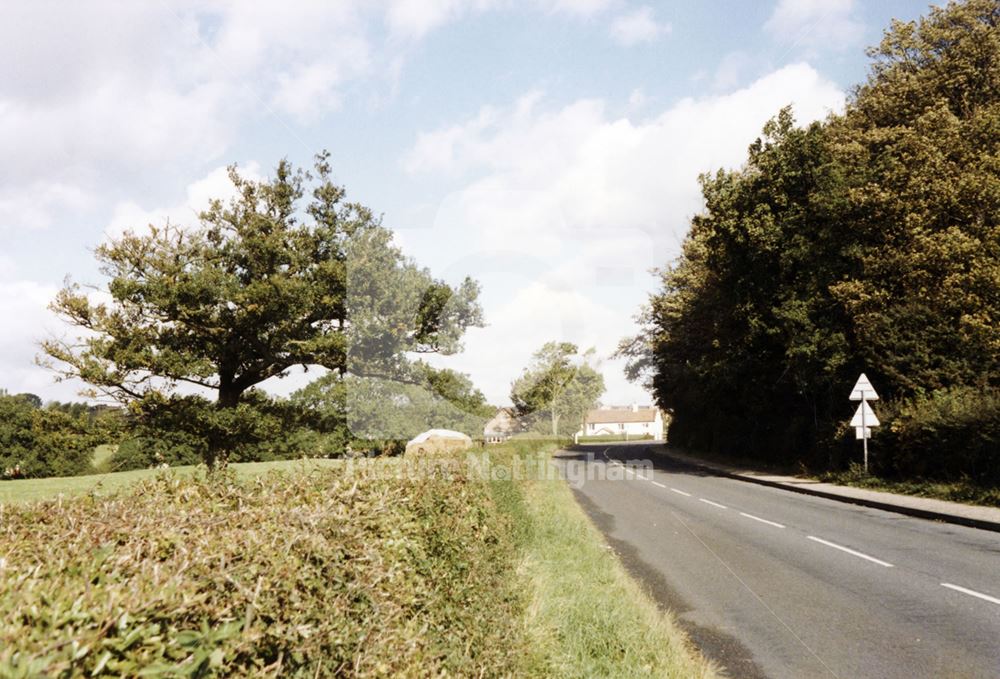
0 461 527 677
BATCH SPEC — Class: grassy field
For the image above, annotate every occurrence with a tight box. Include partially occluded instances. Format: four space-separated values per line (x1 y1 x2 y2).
1 444 714 677
0 458 340 505
90 444 117 471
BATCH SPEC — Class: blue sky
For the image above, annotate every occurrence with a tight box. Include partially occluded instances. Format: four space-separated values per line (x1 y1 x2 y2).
0 0 931 406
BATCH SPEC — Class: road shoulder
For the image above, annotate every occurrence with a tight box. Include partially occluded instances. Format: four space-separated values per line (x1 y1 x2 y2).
651 446 1000 533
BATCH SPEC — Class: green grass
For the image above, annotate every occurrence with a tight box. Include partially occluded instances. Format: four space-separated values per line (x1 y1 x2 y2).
90 444 117 472
511 445 716 678
819 464 1000 509
0 458 340 505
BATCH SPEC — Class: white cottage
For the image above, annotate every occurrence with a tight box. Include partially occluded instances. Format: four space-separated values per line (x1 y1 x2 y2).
581 404 664 440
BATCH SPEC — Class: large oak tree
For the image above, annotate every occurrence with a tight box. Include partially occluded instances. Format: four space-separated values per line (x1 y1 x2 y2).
44 153 482 465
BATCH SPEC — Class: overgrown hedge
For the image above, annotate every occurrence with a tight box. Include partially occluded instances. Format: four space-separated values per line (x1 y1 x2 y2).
873 387 1000 485
0 462 527 677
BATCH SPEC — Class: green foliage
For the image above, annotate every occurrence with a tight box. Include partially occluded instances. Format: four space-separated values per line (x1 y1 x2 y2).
0 462 527 677
511 342 606 436
43 153 482 465
107 391 324 472
624 0 1000 477
0 395 120 479
291 363 493 445
877 386 1000 484
0 444 715 678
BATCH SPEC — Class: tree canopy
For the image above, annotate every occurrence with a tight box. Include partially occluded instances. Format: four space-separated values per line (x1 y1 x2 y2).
293 362 494 446
511 342 605 436
44 153 483 464
622 0 1000 481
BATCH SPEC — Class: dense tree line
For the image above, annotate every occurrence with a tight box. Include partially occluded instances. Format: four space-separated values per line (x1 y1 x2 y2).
0 394 122 478
623 0 1000 483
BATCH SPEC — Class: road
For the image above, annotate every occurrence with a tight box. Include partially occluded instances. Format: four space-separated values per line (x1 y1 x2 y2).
557 443 1000 679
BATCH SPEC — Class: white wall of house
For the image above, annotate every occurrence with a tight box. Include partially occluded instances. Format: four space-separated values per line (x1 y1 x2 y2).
584 409 664 439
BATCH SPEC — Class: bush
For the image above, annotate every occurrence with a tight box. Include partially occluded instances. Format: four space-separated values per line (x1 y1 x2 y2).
875 387 1000 485
0 396 107 479
0 462 527 677
122 391 333 468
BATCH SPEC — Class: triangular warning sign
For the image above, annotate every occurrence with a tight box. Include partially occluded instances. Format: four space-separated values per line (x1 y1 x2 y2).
849 373 879 401
850 401 880 428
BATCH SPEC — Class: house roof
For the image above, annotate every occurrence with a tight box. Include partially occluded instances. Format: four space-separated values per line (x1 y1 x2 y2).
484 408 516 434
585 407 659 424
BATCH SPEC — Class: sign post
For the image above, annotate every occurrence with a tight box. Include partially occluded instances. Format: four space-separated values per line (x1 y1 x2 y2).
849 373 880 473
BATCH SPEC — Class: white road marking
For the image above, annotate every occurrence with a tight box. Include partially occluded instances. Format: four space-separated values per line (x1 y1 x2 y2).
651 481 667 489
670 488 692 497
941 583 1000 606
739 512 786 529
699 498 728 509
806 536 894 568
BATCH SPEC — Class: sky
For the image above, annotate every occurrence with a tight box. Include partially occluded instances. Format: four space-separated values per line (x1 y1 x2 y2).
1 0 932 407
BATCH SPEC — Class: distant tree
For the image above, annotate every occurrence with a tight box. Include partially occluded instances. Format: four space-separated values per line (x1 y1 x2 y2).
0 394 102 478
43 153 483 466
14 393 42 409
293 363 493 444
511 342 605 436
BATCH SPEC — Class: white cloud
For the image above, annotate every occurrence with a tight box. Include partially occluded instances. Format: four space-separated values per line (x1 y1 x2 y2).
765 0 863 51
105 163 261 241
0 279 78 400
610 6 671 46
404 64 845 404
543 0 616 16
386 0 477 40
0 183 93 231
712 51 753 91
384 0 615 41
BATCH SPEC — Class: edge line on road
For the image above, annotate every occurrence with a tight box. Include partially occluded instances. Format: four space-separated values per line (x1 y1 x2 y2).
941 582 1000 606
670 488 692 497
739 512 785 528
806 536 894 567
699 498 728 509
651 481 666 489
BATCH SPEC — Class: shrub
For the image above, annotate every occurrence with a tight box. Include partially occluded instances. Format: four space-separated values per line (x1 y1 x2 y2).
0 396 103 479
875 387 1000 485
0 462 527 677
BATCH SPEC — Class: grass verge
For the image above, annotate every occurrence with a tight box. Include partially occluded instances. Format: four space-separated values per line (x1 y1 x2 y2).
818 464 1000 509
510 444 716 678
655 445 1000 510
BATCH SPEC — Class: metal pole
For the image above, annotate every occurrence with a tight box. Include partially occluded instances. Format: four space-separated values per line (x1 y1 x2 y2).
861 396 868 473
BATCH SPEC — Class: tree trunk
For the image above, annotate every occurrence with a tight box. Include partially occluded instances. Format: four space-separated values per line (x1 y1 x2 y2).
208 381 242 470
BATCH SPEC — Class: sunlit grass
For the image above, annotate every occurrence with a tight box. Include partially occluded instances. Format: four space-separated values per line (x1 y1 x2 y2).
0 458 341 505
